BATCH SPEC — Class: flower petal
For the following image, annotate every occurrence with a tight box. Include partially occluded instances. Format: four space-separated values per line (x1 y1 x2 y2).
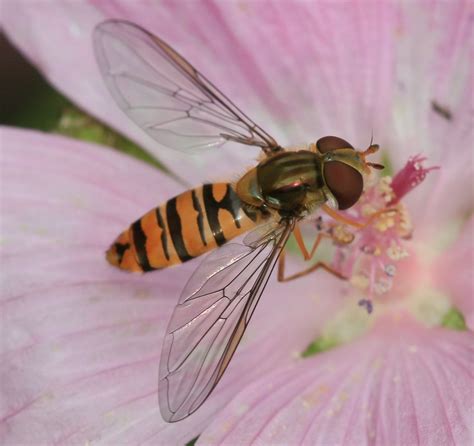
0 126 200 443
1 127 343 443
94 1 399 141
2 1 402 182
389 1 473 227
3 2 471 225
199 316 474 445
0 1 259 186
433 216 474 330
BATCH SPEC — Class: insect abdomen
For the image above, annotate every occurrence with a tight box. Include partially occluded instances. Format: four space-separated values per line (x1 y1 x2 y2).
107 183 261 272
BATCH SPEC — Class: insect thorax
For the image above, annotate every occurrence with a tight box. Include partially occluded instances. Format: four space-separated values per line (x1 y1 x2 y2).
236 150 327 217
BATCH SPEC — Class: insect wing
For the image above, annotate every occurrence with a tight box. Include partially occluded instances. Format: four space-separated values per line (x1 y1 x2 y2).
159 221 294 422
94 20 279 154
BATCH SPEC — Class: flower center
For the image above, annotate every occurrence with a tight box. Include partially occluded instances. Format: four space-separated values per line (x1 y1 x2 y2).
335 156 438 301
324 157 444 322
335 175 413 307
301 156 466 358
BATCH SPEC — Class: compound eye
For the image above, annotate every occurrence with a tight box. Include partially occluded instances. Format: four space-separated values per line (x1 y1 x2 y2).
317 136 363 210
316 135 353 153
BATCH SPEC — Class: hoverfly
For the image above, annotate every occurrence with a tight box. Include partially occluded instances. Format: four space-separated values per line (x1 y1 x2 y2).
94 20 383 422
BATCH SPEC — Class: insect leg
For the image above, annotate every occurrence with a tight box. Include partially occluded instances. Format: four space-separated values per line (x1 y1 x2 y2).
293 224 333 261
277 248 347 282
292 223 312 260
278 227 347 282
321 204 398 229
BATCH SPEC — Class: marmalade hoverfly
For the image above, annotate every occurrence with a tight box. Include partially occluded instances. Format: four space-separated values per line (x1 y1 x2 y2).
94 20 383 422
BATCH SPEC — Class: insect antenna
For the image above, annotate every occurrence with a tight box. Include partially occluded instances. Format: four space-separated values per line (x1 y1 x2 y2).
359 141 384 172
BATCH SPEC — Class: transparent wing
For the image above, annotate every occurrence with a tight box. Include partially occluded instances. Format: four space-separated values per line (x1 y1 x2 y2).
159 220 294 422
94 20 280 155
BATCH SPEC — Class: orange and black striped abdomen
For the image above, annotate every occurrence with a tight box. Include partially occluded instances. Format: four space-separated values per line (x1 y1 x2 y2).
107 183 262 272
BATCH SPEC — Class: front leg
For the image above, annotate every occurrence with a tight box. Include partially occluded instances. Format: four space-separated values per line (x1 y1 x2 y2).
277 249 347 282
277 224 348 282
321 204 398 229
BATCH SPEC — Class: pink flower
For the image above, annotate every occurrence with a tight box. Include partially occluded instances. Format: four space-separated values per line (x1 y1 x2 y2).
1 1 472 445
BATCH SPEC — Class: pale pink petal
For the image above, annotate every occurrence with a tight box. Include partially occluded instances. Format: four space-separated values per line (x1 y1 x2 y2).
0 1 259 186
0 127 342 444
433 216 474 329
199 316 474 445
388 1 473 227
93 1 398 142
3 2 471 224
2 1 401 182
0 126 200 444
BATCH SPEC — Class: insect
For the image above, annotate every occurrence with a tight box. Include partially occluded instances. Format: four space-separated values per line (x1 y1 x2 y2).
94 20 384 422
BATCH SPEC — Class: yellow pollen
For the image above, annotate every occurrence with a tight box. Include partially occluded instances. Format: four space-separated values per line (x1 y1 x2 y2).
378 176 395 201
332 224 355 244
338 391 349 402
362 204 377 217
351 274 369 289
374 215 396 232
371 357 383 369
386 241 409 260
397 205 413 237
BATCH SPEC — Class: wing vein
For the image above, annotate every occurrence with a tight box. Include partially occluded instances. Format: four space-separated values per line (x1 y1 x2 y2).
158 220 294 421
94 20 280 155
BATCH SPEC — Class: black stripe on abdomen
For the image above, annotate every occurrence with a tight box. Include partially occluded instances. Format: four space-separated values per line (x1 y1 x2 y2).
155 207 170 261
131 220 153 272
202 184 241 247
192 189 207 246
166 197 194 263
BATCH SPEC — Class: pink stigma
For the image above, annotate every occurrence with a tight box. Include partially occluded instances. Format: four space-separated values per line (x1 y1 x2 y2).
324 155 439 313
389 155 439 205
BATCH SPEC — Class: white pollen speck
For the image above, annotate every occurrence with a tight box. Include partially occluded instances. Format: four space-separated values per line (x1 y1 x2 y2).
236 404 248 415
385 264 396 276
69 23 81 38
372 358 384 369
39 391 55 405
338 391 349 401
104 411 116 421
408 345 418 353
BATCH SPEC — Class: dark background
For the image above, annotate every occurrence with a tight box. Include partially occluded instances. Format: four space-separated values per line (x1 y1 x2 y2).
0 33 68 130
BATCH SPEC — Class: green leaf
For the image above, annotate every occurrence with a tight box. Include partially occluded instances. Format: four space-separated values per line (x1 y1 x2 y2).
442 307 467 331
1 47 165 171
185 436 198 446
55 105 165 170
380 150 394 177
2 78 68 131
301 336 339 357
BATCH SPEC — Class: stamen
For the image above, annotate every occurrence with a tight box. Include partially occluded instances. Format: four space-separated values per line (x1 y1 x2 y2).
384 264 396 277
325 155 438 313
